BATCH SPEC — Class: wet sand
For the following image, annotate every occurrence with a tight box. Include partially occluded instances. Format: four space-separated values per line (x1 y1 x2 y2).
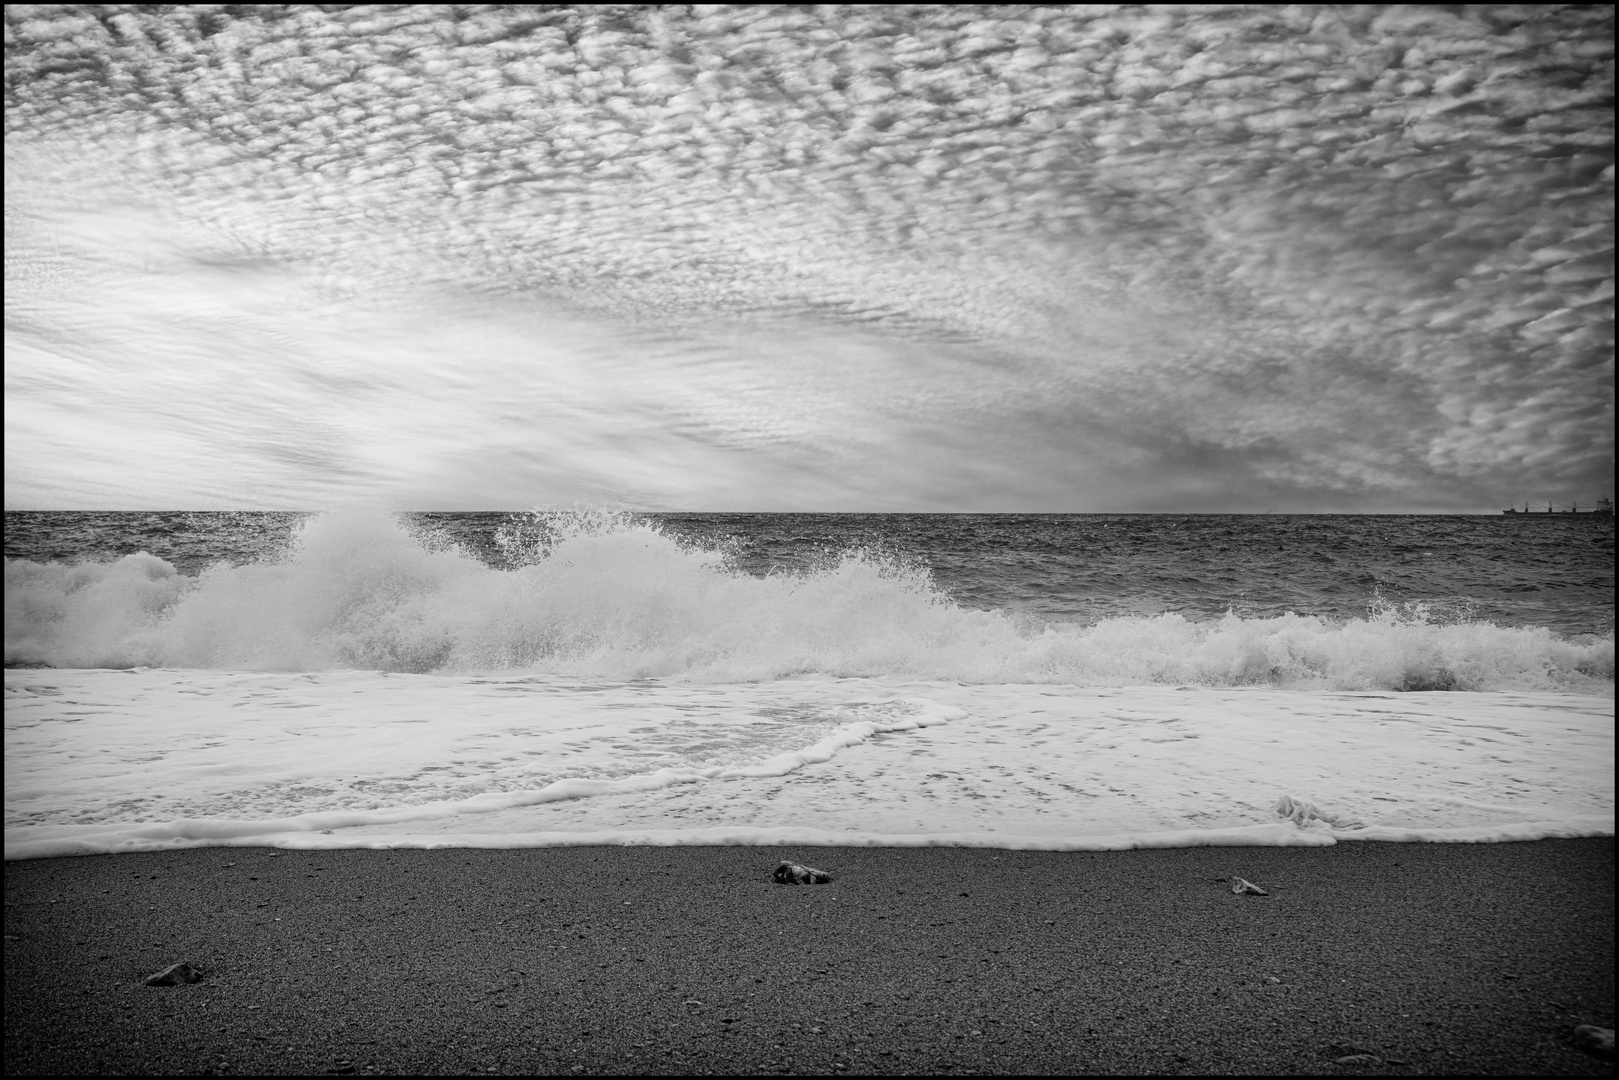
4 839 1613 1075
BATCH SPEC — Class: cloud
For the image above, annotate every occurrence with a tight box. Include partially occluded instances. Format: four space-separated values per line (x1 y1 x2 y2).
4 3 1613 510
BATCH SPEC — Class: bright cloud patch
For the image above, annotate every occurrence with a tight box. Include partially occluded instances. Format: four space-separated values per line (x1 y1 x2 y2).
4 4 1613 511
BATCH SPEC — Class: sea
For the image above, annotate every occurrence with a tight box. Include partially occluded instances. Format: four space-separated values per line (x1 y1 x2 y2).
4 510 1613 860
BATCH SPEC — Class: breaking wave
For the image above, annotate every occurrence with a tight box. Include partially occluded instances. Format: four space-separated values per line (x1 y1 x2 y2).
5 510 1612 692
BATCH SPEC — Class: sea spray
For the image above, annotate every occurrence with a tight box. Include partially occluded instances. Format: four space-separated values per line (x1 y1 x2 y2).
4 510 1613 692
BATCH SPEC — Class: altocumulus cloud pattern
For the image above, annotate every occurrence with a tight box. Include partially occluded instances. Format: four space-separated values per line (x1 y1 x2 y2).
3 4 1613 511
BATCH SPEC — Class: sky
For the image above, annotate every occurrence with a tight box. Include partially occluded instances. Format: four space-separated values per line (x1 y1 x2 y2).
3 3 1613 513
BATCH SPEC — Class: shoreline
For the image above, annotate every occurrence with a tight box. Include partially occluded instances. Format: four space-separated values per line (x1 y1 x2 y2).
6 839 1613 1075
9 670 1613 859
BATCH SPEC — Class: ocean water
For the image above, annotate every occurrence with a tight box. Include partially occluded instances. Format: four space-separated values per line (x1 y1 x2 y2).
4 510 1613 859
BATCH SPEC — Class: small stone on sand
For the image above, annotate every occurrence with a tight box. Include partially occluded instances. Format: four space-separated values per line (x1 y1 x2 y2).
773 861 833 885
143 961 204 986
1573 1024 1614 1060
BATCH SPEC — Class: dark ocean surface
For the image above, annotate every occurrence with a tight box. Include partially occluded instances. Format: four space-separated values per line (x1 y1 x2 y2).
4 510 1612 637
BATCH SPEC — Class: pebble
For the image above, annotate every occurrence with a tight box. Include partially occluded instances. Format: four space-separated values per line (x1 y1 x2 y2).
1573 1024 1614 1060
1334 1053 1380 1065
772 861 833 885
143 961 204 986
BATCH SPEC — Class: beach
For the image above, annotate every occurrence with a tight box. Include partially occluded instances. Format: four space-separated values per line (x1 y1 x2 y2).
5 514 1614 1074
5 839 1613 1075
5 2 1615 1071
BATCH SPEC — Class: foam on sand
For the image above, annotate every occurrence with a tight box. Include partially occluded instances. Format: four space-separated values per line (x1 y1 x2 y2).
5 670 1610 859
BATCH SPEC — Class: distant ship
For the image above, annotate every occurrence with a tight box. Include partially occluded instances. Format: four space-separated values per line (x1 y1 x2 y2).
1502 496 1613 515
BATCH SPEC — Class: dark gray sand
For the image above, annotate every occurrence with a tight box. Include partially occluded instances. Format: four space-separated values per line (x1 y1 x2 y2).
5 840 1613 1076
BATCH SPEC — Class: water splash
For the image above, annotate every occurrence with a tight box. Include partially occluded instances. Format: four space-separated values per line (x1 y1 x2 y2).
4 511 1612 692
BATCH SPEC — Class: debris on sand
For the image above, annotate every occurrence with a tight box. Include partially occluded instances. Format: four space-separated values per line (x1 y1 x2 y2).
143 961 204 986
773 861 833 885
1230 876 1268 896
1573 1025 1614 1060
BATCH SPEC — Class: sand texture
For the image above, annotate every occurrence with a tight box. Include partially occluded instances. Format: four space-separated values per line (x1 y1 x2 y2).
4 840 1613 1075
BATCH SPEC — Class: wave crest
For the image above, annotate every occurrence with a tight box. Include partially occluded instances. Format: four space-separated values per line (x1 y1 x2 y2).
4 511 1611 692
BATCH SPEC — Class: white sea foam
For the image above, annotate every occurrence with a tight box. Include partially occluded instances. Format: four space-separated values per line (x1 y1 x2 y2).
5 511 1612 692
5 512 1612 858
4 671 1611 859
